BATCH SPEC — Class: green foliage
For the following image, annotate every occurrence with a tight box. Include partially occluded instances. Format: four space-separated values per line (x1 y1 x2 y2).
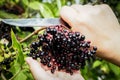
93 60 102 68
0 0 5 6
0 0 120 80
0 10 18 19
11 29 24 66
14 70 27 80
9 30 33 80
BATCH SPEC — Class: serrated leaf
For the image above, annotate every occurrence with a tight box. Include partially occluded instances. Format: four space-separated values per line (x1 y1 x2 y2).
92 60 102 68
11 29 24 66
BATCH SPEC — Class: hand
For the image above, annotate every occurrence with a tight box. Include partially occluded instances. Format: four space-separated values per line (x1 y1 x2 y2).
25 57 84 80
60 4 120 66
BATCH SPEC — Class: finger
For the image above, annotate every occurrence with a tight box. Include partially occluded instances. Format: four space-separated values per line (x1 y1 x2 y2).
60 6 78 27
25 57 51 80
56 71 84 80
60 5 84 32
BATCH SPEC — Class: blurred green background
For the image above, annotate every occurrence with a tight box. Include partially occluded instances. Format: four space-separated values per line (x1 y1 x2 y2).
0 0 120 80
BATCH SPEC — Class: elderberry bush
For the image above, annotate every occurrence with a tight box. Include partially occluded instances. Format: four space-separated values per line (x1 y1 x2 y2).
0 57 15 69
0 55 15 73
0 22 12 41
0 22 34 41
28 25 97 75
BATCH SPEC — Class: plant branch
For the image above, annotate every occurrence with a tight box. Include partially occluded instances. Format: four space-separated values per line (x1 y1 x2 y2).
20 27 47 43
1 72 7 80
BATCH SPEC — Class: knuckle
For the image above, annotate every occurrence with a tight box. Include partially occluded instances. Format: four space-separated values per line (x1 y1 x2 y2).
102 4 110 9
71 4 78 7
71 4 83 9
84 4 93 8
94 5 107 15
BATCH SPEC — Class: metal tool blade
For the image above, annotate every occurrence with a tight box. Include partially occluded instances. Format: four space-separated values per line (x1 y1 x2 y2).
1 18 64 27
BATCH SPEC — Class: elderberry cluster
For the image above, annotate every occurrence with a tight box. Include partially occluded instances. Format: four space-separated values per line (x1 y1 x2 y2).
0 22 34 42
0 56 15 72
28 25 97 75
0 22 12 41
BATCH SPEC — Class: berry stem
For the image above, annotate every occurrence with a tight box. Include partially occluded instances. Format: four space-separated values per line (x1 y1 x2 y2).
20 27 47 43
1 72 7 80
19 25 71 43
62 25 72 32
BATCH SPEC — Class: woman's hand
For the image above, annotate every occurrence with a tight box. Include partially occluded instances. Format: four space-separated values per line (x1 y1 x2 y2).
25 57 84 80
60 4 120 66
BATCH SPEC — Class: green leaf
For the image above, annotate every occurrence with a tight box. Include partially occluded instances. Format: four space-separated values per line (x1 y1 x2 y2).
92 60 102 68
56 0 66 11
80 65 88 80
28 1 54 18
14 70 27 80
28 1 40 10
23 69 34 80
10 63 20 75
108 63 120 76
11 29 24 66
61 0 66 5
56 0 62 11
101 63 109 73
0 10 18 19
116 4 120 13
39 3 54 18
22 0 29 6
0 0 5 6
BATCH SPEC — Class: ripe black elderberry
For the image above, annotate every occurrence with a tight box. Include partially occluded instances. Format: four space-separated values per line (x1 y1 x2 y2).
28 25 97 75
0 22 11 41
0 56 15 70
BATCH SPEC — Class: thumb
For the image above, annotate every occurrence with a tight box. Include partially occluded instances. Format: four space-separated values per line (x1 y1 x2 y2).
25 57 50 80
60 6 78 27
